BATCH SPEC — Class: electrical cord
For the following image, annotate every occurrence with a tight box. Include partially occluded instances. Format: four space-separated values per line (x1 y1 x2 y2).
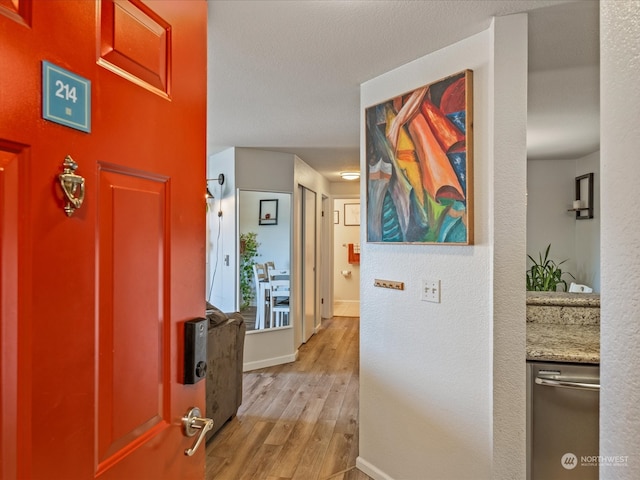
207 189 223 303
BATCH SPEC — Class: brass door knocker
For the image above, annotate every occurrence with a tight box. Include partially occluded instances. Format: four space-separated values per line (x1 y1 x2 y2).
58 155 85 217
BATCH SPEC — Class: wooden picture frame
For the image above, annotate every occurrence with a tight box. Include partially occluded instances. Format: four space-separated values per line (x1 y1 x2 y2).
364 69 474 244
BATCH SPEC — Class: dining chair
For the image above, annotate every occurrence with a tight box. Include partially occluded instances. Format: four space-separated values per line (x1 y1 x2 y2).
252 263 269 329
268 269 290 327
267 266 289 279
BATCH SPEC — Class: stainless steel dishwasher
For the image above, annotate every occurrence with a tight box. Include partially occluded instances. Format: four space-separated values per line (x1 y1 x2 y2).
528 361 600 480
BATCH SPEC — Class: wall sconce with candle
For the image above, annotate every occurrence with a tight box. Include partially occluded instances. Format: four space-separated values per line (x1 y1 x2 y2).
568 172 594 219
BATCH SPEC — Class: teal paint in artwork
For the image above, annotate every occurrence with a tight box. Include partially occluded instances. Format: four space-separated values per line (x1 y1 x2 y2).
42 61 91 133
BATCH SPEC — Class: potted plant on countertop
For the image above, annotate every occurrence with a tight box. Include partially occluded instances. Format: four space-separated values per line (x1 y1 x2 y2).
526 244 575 292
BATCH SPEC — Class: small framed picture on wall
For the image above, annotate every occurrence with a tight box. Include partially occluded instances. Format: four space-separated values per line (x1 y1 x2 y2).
344 203 360 226
259 199 278 225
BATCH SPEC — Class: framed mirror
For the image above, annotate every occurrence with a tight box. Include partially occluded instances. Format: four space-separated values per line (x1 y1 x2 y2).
238 190 292 332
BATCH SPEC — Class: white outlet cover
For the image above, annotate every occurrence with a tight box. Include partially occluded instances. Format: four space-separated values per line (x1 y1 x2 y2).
422 279 441 303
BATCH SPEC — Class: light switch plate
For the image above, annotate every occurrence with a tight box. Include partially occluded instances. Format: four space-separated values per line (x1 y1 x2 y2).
422 279 441 303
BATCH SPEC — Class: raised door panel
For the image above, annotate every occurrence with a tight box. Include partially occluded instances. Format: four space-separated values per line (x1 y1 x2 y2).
0 142 28 480
98 0 170 96
0 0 31 26
96 165 170 472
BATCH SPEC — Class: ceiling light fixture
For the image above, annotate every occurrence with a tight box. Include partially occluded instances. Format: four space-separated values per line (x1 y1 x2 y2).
340 172 360 181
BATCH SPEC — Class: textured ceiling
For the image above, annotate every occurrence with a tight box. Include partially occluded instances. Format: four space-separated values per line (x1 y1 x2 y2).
207 0 599 182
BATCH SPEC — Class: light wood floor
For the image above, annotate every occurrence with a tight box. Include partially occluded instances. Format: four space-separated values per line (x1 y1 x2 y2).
205 316 372 480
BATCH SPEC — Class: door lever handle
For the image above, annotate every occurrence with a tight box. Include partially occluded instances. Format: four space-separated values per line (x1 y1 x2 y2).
182 407 214 456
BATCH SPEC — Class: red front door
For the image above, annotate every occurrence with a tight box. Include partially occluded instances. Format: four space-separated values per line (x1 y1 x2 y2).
1 1 208 478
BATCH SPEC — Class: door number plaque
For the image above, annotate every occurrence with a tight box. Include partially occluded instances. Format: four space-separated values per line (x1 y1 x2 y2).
42 60 91 133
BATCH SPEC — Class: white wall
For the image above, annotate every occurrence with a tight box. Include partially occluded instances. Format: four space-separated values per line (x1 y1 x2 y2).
236 148 295 191
600 2 640 479
358 15 527 480
575 151 600 291
527 159 577 276
207 148 237 312
527 150 600 291
331 180 360 197
333 198 361 306
491 15 528 479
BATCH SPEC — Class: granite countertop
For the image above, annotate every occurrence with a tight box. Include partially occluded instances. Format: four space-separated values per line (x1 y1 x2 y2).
526 291 600 364
526 291 600 307
526 322 600 364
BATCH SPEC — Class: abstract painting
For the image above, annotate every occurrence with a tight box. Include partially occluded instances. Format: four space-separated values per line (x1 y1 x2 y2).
365 70 473 244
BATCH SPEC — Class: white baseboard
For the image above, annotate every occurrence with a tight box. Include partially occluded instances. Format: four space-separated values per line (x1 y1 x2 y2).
242 351 298 372
333 300 360 317
356 456 394 480
334 300 360 306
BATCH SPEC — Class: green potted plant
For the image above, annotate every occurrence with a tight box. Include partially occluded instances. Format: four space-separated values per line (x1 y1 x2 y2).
526 244 575 292
239 232 260 309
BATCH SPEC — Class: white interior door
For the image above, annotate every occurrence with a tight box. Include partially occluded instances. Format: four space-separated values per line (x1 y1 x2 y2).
302 186 317 343
320 195 331 319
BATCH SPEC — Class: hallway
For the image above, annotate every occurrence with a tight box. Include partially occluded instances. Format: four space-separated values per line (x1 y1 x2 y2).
205 316 369 480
